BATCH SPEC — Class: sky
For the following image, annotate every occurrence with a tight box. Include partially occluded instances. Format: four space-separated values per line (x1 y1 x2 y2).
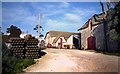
2 2 109 38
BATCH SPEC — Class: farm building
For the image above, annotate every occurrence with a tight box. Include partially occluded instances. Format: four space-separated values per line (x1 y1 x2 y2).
78 9 118 50
44 30 80 49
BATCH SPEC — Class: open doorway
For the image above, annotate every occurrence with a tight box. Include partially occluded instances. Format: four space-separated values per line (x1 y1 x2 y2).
73 34 81 49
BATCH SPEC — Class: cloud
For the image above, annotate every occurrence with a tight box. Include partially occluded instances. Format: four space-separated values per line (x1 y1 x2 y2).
2 2 101 37
59 2 70 8
64 13 81 23
2 5 38 35
44 17 82 33
2 5 38 25
21 15 38 26
2 6 32 23
72 7 100 19
45 19 68 31
30 2 70 17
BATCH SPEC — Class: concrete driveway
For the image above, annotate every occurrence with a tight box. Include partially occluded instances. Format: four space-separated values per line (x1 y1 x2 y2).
24 48 119 72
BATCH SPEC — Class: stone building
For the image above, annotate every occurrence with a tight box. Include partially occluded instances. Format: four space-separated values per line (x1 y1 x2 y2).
78 13 105 50
44 30 80 49
78 9 118 50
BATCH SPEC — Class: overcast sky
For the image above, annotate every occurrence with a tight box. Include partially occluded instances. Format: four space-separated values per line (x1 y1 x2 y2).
2 2 108 37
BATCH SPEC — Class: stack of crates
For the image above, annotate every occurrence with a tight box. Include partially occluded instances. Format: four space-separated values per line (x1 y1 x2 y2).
10 38 40 59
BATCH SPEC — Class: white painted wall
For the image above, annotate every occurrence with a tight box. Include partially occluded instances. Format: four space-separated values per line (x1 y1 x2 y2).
45 34 74 49
67 35 73 44
51 37 56 47
45 33 52 46
56 37 66 48
54 35 74 49
66 35 73 48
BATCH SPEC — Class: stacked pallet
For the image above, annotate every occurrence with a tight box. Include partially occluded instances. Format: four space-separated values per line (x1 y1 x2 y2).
10 38 40 59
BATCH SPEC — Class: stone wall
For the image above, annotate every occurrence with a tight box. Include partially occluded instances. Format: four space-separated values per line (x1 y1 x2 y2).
92 23 105 50
80 23 105 50
80 26 91 49
80 22 118 50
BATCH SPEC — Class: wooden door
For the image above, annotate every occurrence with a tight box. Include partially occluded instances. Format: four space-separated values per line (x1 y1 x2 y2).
87 36 96 50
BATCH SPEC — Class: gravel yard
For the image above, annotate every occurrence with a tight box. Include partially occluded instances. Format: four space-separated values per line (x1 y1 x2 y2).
24 48 119 72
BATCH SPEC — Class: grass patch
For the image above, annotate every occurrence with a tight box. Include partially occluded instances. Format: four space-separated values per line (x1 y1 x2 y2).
2 42 35 74
2 56 35 74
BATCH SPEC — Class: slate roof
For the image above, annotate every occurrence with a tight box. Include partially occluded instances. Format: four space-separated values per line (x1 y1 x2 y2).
78 13 105 30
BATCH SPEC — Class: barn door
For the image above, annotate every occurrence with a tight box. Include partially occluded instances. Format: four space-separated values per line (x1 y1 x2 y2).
87 36 96 50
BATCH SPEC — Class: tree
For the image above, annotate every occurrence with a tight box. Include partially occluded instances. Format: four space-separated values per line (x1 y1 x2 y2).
109 1 120 49
33 25 44 37
6 25 21 38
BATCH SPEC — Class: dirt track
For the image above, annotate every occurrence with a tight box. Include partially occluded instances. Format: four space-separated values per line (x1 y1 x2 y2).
24 48 119 72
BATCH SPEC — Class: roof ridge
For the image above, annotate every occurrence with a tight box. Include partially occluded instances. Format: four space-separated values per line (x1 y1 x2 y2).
48 30 77 33
52 34 62 43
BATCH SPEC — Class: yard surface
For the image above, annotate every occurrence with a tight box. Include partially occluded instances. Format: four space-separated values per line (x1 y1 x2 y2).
24 48 119 72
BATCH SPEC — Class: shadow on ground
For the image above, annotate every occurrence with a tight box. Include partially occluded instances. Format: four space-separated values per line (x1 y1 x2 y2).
95 50 120 56
39 50 47 57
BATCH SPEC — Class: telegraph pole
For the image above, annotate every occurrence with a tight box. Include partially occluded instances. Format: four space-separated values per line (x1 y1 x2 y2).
38 14 40 39
34 14 44 43
38 14 42 42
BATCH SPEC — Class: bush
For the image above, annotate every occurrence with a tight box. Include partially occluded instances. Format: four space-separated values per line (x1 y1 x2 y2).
2 42 35 74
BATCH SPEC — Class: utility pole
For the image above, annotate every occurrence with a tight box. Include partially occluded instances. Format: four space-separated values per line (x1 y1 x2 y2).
38 14 43 42
38 14 40 40
34 14 44 43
